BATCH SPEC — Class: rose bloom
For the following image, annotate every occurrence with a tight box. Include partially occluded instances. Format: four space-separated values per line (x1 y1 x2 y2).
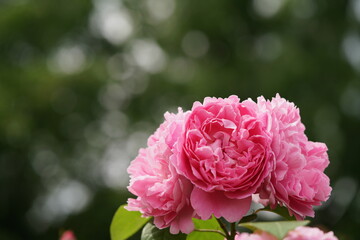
126 109 195 234
172 96 274 222
284 226 338 240
235 231 277 240
233 227 338 240
256 94 332 219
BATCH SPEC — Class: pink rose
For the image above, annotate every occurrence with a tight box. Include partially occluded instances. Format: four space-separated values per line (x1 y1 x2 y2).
284 226 338 240
234 231 277 240
60 230 76 240
126 109 195 234
172 96 274 222
233 227 338 240
256 94 332 219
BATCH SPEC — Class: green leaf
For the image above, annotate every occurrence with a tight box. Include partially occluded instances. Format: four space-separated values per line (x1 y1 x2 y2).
256 206 296 220
110 204 151 240
239 214 257 223
187 217 224 240
239 220 310 239
141 222 187 240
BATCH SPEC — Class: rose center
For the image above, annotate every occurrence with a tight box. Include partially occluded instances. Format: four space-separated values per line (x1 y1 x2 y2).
201 119 254 170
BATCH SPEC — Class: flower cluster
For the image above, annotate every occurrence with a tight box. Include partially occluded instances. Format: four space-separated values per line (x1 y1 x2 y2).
235 226 338 240
126 95 331 234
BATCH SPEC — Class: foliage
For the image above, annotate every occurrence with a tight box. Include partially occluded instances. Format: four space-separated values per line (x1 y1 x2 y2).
110 205 150 240
187 217 224 240
256 207 296 221
239 221 309 239
110 206 310 240
141 223 187 240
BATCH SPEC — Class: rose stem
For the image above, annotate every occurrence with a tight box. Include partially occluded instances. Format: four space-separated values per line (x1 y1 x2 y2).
216 218 231 239
229 222 236 240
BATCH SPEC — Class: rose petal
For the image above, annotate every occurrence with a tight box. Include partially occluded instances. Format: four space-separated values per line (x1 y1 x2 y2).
190 187 251 222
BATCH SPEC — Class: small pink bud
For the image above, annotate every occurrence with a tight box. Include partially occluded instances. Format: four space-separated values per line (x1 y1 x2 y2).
60 230 77 240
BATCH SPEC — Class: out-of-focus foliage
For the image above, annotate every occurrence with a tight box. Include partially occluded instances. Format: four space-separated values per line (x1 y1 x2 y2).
0 0 359 239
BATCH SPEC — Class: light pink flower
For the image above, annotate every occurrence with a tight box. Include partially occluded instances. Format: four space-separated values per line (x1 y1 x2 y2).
234 231 277 240
172 96 274 222
284 226 338 240
256 94 332 219
60 230 76 240
233 227 338 240
126 109 195 234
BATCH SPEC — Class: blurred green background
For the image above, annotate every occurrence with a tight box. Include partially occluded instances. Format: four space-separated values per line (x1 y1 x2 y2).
0 0 359 239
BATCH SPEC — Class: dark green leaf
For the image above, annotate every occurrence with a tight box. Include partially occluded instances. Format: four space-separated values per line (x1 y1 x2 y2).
256 206 296 220
141 222 187 240
110 204 151 240
187 217 224 240
239 214 257 223
239 220 310 239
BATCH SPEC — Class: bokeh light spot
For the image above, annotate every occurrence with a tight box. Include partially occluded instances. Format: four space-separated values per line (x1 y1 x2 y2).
253 0 284 18
182 31 210 58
